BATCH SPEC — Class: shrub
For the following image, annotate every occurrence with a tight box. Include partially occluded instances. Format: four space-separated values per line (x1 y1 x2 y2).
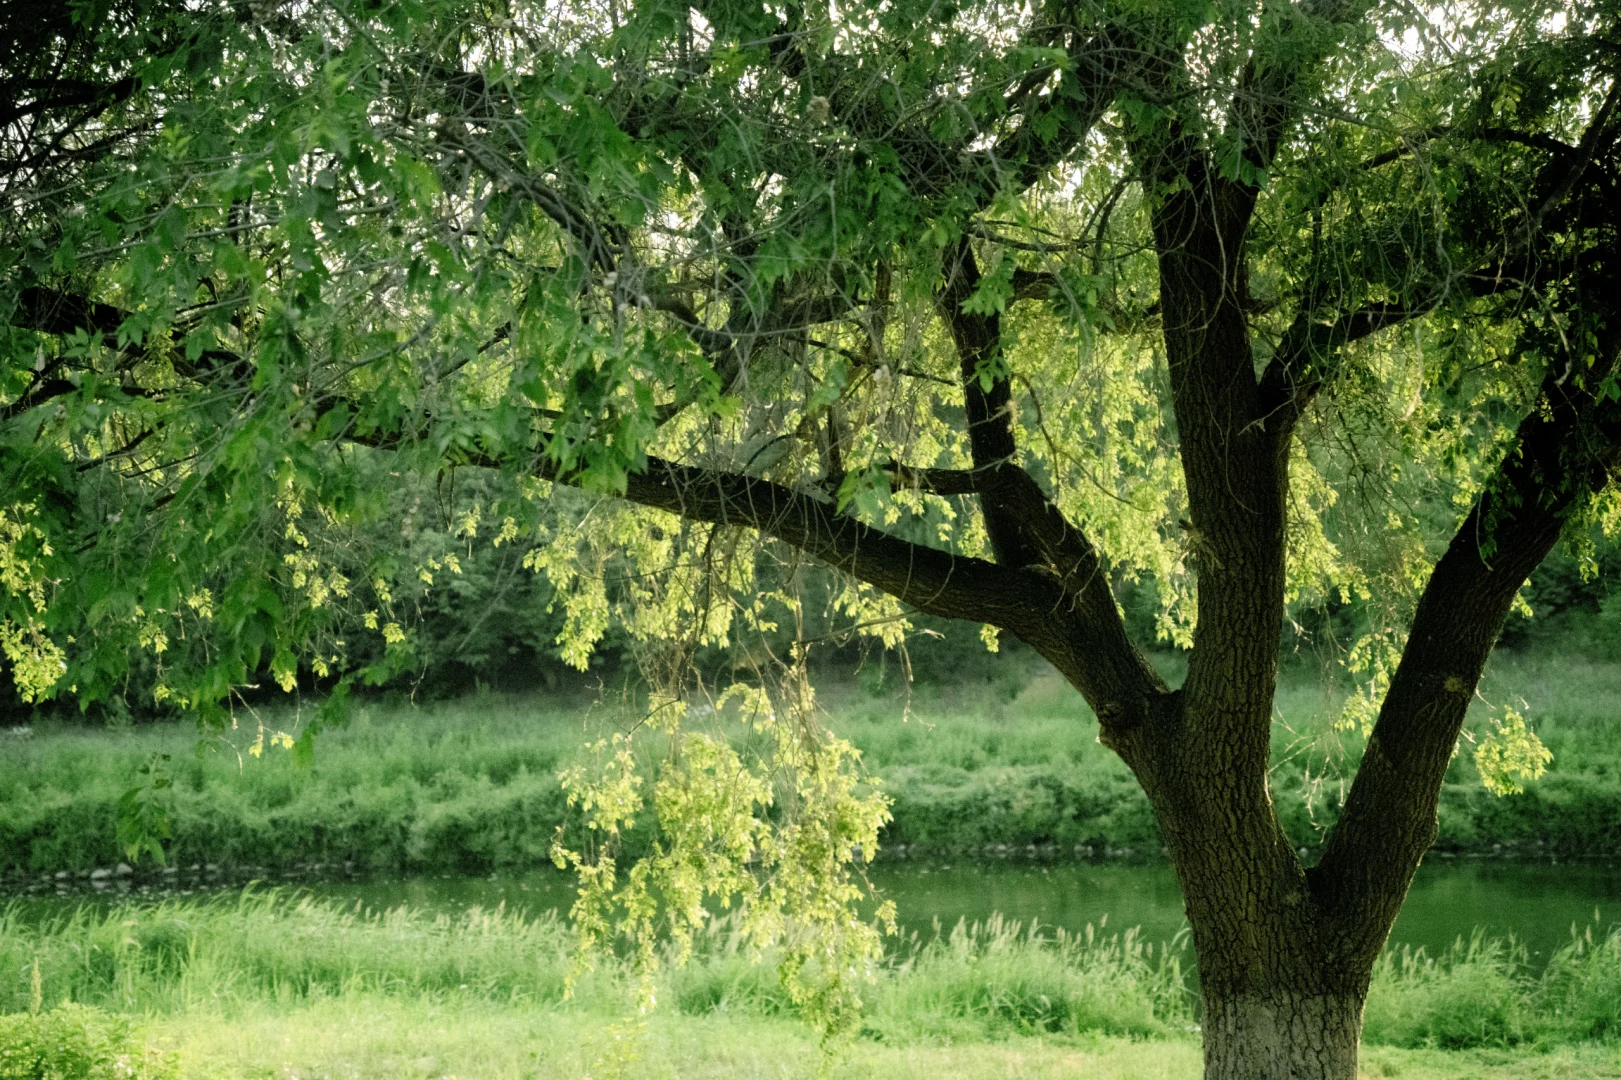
0 1004 175 1080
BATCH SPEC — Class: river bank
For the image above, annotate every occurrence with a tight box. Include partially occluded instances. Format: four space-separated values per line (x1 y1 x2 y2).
5 857 1618 970
4 649 1621 876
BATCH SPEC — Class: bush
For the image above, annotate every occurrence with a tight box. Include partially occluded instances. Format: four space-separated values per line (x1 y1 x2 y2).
0 1005 174 1080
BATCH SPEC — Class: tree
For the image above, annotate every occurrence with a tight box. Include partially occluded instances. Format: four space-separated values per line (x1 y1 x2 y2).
4 0 1620 1074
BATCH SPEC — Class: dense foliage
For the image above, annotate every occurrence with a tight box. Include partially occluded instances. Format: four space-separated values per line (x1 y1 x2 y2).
4 0 1616 725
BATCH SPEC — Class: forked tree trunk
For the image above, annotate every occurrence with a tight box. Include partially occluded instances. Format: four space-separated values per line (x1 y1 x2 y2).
1106 677 1392 1080
1116 680 1393 1080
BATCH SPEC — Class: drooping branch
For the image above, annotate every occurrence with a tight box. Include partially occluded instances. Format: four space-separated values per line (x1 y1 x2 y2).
6 286 248 390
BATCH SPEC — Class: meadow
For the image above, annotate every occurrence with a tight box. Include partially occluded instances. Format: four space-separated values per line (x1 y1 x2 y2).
5 648 1621 876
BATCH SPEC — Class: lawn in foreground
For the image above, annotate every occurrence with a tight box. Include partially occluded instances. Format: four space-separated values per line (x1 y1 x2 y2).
157 998 1621 1080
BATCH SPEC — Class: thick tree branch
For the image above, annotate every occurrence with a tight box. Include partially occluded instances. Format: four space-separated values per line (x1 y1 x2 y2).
1530 77 1621 228
937 236 1038 568
1257 302 1421 412
929 237 1165 724
599 450 1169 726
1314 348 1621 966
615 458 1054 629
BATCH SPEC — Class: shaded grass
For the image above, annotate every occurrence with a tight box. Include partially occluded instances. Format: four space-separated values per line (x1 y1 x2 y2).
0 895 1189 1043
5 890 1621 1080
1364 923 1621 1049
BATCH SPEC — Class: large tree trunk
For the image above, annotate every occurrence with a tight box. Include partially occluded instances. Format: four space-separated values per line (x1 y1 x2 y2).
1117 682 1390 1079
1110 677 1389 1080
1096 163 1397 1078
1202 989 1363 1080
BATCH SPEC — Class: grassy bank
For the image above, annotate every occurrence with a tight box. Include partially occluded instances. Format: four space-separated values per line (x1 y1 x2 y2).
3 891 1621 1078
83 1005 1621 1080
5 648 1621 875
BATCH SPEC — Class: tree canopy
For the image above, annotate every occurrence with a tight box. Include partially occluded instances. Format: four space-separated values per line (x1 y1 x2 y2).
4 0 1620 1074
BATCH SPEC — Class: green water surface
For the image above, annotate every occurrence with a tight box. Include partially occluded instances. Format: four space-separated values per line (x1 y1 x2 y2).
12 858 1618 965
277 857 1621 964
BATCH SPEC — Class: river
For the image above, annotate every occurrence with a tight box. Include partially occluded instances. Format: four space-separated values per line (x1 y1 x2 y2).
14 855 1615 966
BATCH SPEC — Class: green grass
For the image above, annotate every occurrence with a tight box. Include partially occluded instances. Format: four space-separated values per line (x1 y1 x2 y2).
145 1004 1621 1080
6 892 1621 1078
12 996 1621 1080
0 695 598 874
5 646 1621 875
8 647 1621 1076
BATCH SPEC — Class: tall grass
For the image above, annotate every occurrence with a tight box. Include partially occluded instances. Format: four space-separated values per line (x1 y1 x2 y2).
5 890 1621 1050
0 893 1187 1039
866 914 1190 1041
1362 919 1621 1049
0 891 588 1016
0 698 597 874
